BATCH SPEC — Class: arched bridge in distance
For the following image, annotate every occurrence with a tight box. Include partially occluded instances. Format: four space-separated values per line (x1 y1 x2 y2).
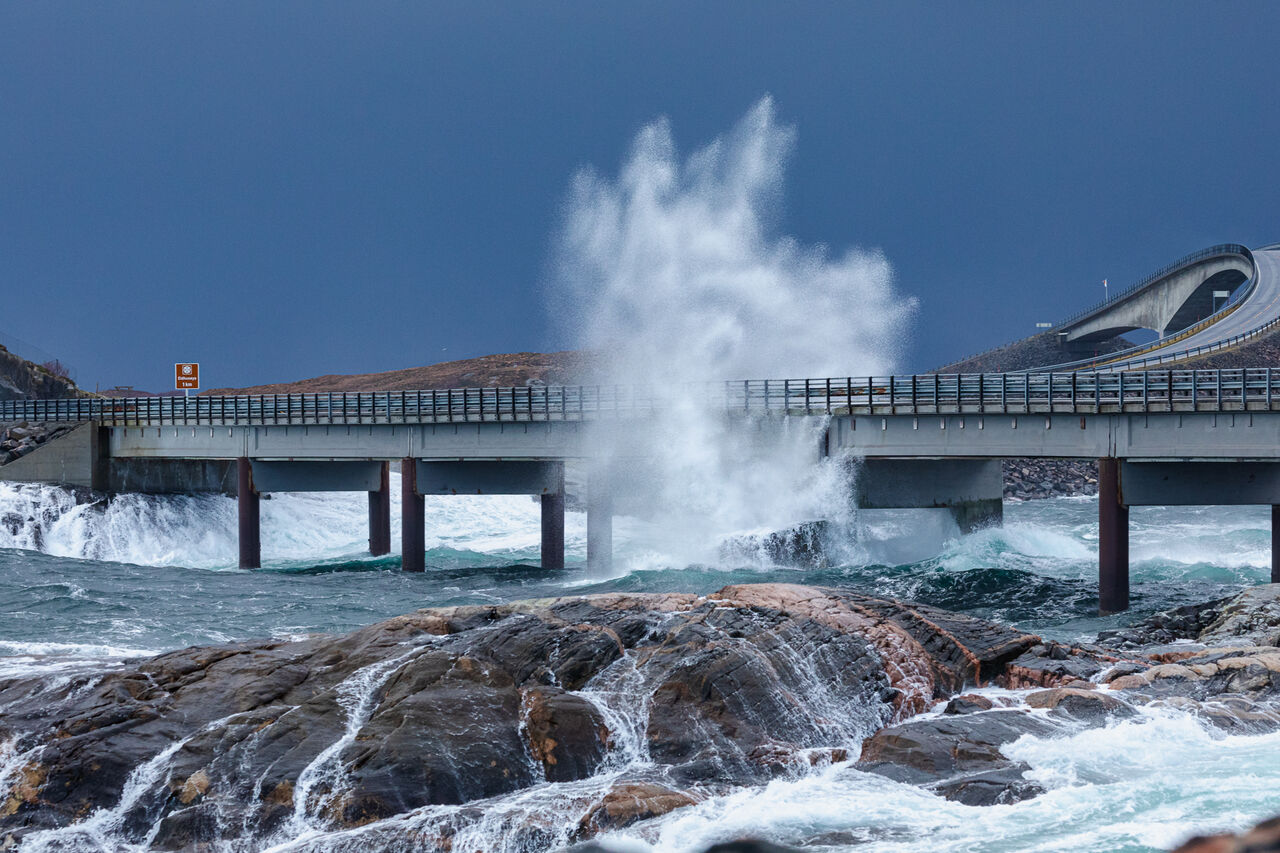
5 242 1280 615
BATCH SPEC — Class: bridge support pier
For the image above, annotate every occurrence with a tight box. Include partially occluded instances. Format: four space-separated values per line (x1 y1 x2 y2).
237 457 260 570
949 499 1004 534
1098 457 1129 615
587 467 613 573
542 493 565 570
1273 506 1280 585
368 461 391 557
401 458 425 572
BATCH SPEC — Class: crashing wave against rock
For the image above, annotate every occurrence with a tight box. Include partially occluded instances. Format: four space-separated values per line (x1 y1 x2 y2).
0 583 1038 851
7 582 1280 852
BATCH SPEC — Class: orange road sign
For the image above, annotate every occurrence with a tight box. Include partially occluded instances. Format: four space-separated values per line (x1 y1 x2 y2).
175 362 200 390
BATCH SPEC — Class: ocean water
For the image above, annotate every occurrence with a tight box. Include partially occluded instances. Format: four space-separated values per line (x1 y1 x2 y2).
1 481 1278 851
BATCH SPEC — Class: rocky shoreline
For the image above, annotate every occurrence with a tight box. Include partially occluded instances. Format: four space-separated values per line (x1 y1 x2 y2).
0 423 76 467
1003 457 1097 500
3 582 1280 851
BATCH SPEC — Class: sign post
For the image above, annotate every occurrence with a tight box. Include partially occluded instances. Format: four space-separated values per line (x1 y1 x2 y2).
175 363 200 397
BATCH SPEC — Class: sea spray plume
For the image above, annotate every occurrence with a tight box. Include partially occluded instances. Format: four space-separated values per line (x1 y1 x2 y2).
552 97 918 565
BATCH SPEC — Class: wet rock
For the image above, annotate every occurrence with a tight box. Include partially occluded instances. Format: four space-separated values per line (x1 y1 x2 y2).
1025 687 1134 719
1198 585 1280 647
1099 596 1234 648
933 768 1046 806
1172 814 1280 852
1107 647 1280 704
1004 646 1104 688
943 694 995 715
718 520 838 568
575 781 699 836
855 709 1056 804
522 685 610 782
0 583 1040 848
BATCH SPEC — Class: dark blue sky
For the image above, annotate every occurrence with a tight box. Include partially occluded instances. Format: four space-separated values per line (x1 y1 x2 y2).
3 2 1277 391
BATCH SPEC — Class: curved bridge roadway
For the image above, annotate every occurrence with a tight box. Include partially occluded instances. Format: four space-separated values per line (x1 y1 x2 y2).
1055 246 1280 371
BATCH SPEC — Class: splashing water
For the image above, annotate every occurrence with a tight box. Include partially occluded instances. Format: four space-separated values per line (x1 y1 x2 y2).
552 96 918 566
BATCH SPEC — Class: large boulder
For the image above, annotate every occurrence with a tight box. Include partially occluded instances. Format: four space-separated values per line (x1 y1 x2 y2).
0 584 1039 849
855 709 1059 805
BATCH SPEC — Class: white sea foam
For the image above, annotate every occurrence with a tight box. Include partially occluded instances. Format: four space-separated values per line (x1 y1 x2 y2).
0 480 586 569
598 706 1280 852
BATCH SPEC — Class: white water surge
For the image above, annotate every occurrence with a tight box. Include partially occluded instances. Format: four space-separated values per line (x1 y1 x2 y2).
0 479 583 569
596 707 1280 852
552 96 917 566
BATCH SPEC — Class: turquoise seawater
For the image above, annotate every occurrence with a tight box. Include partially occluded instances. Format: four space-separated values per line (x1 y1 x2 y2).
2 483 1278 851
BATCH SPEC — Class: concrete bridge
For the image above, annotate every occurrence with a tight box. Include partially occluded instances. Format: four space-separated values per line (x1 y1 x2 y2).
1040 246 1280 371
7 369 1280 613
1056 243 1255 350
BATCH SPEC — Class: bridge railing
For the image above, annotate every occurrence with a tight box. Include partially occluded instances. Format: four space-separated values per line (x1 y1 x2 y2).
4 368 1280 426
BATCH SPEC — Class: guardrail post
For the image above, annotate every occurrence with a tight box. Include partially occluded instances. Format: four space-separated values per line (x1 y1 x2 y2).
1098 457 1129 614
237 458 261 570
368 461 391 557
401 458 425 572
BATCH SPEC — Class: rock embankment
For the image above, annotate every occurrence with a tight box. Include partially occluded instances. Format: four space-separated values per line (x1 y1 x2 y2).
1003 457 1097 499
0 423 77 466
0 584 1038 850
5 582 1280 851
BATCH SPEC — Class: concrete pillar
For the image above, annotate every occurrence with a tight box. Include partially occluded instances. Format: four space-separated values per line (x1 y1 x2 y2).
1272 506 1280 584
541 493 565 570
949 499 1004 534
368 461 391 557
401 458 425 572
237 457 261 570
587 467 613 573
1098 457 1129 614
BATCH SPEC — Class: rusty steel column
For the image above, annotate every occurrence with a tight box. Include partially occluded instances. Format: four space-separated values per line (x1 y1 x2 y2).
237 457 260 570
1098 457 1129 614
587 467 613 573
1273 506 1280 584
401 458 425 572
368 461 391 557
541 492 565 570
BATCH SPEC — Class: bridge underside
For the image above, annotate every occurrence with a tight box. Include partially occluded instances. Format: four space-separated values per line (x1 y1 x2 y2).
8 408 1280 613
1060 259 1250 350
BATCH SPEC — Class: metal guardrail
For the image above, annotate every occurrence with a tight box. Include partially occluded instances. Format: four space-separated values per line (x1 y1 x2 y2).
5 369 1280 425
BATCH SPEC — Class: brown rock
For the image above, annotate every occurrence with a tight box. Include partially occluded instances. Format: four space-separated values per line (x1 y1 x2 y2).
944 694 995 714
520 685 610 782
0 762 45 818
1172 815 1280 852
577 781 698 836
176 769 210 805
1025 687 1130 716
